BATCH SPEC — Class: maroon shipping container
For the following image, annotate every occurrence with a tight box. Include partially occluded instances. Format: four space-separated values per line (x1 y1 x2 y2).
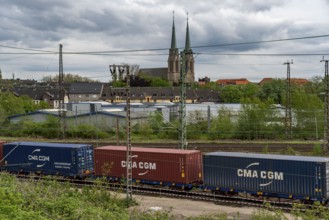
0 141 5 165
94 146 203 185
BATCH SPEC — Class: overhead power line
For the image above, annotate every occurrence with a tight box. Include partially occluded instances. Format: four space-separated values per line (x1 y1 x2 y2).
0 45 55 53
0 34 329 55
198 53 329 56
192 34 329 49
2 52 329 57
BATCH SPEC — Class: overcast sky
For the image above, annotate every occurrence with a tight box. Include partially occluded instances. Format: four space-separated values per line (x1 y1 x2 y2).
1 0 329 83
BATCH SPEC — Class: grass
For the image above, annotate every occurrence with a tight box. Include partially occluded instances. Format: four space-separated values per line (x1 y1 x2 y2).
1 173 329 219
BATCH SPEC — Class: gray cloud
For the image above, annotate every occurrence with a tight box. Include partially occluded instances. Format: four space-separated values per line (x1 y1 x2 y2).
0 0 329 82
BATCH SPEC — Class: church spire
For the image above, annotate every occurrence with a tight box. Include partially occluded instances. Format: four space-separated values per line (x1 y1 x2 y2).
183 12 195 84
168 11 180 85
185 12 191 52
170 11 177 49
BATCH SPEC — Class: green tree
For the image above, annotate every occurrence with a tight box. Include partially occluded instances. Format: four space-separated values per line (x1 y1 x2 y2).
304 75 324 96
42 73 100 83
111 81 127 87
148 112 165 135
236 98 280 139
220 85 243 103
22 97 35 113
0 105 6 124
37 100 50 109
196 81 220 90
149 77 171 87
240 83 260 99
0 91 25 116
291 87 324 139
257 79 285 104
187 110 208 139
209 106 235 139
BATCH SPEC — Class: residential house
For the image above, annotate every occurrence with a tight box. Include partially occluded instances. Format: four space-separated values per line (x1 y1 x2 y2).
101 86 220 103
12 86 67 108
198 77 210 86
68 82 104 102
259 78 309 85
216 78 250 86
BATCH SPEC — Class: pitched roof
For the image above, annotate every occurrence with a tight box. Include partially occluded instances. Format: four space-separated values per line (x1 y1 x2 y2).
259 78 309 85
13 87 63 100
290 78 309 85
69 82 104 94
102 86 220 102
216 78 250 85
259 78 273 85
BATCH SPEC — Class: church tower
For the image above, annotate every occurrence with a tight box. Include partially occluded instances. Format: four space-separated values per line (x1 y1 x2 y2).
183 15 195 83
167 12 180 85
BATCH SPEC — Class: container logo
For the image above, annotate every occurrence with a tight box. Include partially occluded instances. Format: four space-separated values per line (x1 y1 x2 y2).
121 159 156 176
237 162 284 187
28 149 50 168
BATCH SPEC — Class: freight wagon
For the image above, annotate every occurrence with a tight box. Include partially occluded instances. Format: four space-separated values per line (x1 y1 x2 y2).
94 146 203 188
2 142 94 178
203 152 329 202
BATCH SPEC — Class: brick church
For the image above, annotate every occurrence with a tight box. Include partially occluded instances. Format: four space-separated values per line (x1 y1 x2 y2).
139 15 195 85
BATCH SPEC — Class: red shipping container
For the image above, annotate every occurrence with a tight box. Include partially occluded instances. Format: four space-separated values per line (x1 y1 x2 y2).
0 141 5 165
94 146 203 184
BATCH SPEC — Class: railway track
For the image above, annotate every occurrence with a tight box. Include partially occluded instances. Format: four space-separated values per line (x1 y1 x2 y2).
130 142 317 153
15 174 323 213
12 139 318 153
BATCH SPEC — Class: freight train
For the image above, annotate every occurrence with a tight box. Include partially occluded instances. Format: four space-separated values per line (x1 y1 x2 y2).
0 141 328 204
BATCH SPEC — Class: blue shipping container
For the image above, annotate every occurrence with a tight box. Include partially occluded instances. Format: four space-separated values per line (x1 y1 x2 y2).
2 142 94 177
203 152 329 200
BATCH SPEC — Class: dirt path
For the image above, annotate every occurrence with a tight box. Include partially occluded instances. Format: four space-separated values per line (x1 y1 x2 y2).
128 194 296 219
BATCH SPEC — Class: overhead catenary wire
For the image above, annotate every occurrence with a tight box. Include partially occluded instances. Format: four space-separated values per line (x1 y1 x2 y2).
197 53 329 56
1 34 329 55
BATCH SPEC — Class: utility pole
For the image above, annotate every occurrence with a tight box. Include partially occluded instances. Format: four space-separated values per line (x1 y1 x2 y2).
321 57 329 152
207 105 211 133
284 60 293 139
179 51 187 149
109 64 132 202
58 44 65 139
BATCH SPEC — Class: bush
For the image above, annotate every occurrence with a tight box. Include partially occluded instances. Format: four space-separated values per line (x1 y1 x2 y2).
67 124 97 139
281 146 297 155
312 143 324 156
0 173 131 219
